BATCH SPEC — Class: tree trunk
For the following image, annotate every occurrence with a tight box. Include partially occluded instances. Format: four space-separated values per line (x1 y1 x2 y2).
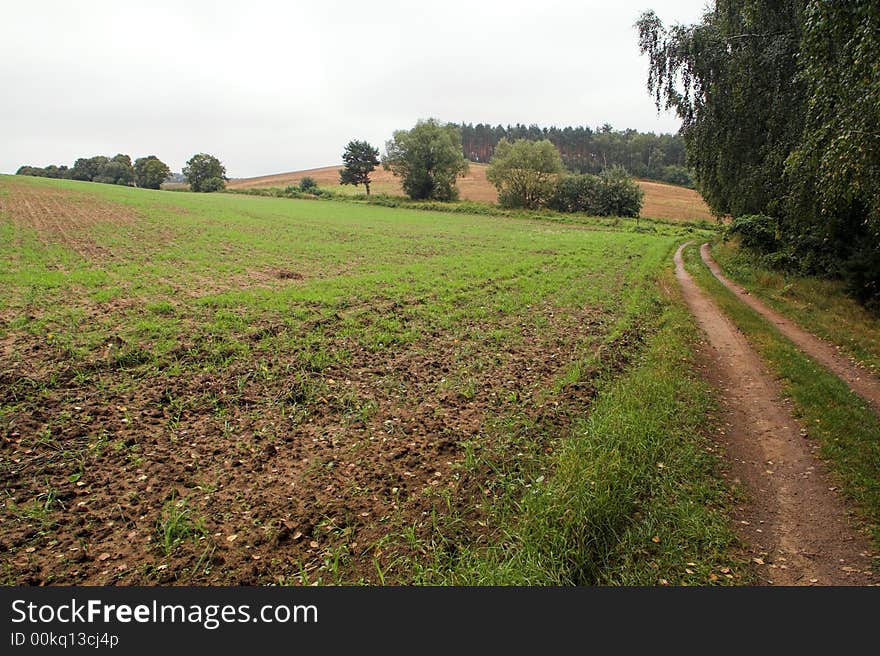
365 181 370 196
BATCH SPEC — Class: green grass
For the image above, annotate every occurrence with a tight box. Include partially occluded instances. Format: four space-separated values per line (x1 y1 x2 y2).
380 270 747 585
156 494 206 555
684 243 880 545
710 240 880 374
1 174 737 584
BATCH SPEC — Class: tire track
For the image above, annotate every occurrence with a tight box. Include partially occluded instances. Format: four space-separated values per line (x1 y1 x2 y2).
675 243 877 585
701 243 880 416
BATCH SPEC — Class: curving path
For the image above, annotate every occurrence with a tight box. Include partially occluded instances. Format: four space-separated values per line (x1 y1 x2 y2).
701 243 880 416
674 244 877 585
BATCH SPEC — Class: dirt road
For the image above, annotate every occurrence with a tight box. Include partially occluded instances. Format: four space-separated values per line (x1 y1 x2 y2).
701 243 880 416
674 244 877 585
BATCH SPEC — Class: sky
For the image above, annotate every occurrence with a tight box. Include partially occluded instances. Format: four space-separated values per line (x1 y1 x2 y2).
0 0 708 178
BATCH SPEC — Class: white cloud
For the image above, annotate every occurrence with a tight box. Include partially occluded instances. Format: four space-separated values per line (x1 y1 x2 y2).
0 0 707 177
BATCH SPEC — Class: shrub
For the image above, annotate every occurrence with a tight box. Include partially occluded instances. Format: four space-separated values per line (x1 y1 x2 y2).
726 214 779 254
596 166 643 217
299 176 318 192
548 167 642 217
548 174 601 213
659 165 694 187
199 176 226 193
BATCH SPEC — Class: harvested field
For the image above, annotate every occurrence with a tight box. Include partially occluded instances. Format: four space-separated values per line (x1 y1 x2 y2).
226 163 713 223
1 175 716 585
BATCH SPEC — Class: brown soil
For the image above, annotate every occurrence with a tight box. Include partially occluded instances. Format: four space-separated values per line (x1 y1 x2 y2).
701 243 880 416
675 244 878 585
1 297 613 585
226 164 714 222
0 181 142 260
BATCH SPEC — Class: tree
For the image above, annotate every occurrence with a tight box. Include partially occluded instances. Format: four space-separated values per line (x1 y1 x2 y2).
93 154 134 185
339 140 380 195
134 156 171 189
71 156 109 181
637 2 805 218
486 138 564 209
382 119 468 201
183 153 227 192
637 1 880 304
596 166 643 218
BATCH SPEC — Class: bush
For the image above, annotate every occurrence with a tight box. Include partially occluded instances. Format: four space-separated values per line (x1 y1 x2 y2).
658 165 694 187
299 177 318 192
726 214 779 254
548 174 601 213
199 176 226 193
596 166 643 217
548 167 642 217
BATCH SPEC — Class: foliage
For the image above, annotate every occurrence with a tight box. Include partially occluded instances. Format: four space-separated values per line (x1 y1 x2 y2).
16 165 71 179
71 156 109 182
548 174 602 213
725 214 779 254
339 140 380 195
93 154 135 186
486 139 564 209
19 154 138 187
183 153 227 192
596 166 644 217
299 176 318 192
457 122 690 182
657 165 693 187
382 119 469 201
548 167 643 218
638 1 880 305
134 156 171 189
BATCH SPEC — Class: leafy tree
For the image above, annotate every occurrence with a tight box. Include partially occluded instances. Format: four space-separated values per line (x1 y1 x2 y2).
784 1 880 301
383 119 468 201
548 168 643 218
486 138 564 209
339 140 380 195
637 0 880 304
92 155 134 185
457 122 690 181
183 153 227 192
299 176 318 192
16 166 46 177
596 166 643 218
134 156 171 189
71 156 109 181
637 2 805 219
548 174 601 213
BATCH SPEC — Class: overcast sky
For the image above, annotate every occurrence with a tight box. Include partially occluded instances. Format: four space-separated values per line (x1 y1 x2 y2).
1 0 708 178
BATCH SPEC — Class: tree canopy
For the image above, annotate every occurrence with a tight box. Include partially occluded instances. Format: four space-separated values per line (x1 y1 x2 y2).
383 119 468 201
134 156 171 189
183 153 227 193
638 0 880 304
457 122 689 185
339 140 380 195
486 138 564 209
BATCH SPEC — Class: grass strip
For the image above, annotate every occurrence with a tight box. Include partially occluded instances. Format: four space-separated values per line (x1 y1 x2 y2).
410 268 746 585
709 241 880 374
684 243 880 546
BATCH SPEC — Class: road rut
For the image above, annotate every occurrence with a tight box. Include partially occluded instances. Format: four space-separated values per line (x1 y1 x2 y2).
675 243 877 585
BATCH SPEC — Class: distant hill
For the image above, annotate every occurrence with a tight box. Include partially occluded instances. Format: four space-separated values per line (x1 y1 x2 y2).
228 163 713 223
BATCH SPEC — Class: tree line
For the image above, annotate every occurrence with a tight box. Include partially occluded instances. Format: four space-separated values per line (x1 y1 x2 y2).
17 154 171 189
16 153 227 192
455 122 691 186
341 120 642 217
638 0 880 306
